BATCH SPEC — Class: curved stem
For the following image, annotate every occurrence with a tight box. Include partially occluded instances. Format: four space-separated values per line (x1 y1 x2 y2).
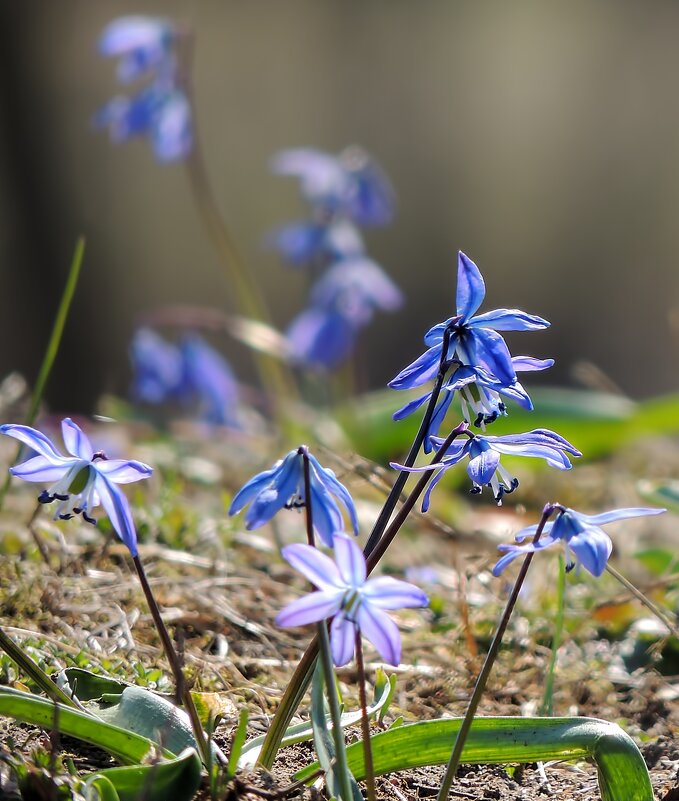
437 503 556 801
355 632 376 801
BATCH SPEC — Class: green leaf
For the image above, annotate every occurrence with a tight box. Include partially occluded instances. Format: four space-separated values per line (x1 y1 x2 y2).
58 667 128 701
84 748 202 801
372 668 396 726
82 774 121 801
633 547 678 576
294 717 653 801
637 480 679 514
227 708 249 777
0 686 162 764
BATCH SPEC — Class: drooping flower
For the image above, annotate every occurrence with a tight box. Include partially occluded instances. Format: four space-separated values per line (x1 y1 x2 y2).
0 419 152 556
492 506 666 577
228 448 359 547
95 16 192 162
272 147 395 226
389 252 550 392
276 533 428 666
394 356 554 451
130 327 184 404
393 429 581 507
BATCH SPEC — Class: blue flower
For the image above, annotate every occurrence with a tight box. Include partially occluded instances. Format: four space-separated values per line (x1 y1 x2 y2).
389 252 549 392
0 419 152 556
393 429 581 507
180 335 240 427
269 219 364 268
98 16 176 83
96 16 192 162
272 147 395 226
229 449 359 547
394 356 554 451
276 533 428 666
287 308 358 369
492 506 666 577
130 328 184 404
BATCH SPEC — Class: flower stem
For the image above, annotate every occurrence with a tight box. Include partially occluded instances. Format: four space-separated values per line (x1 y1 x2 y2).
541 556 566 716
257 427 465 769
436 503 556 801
317 622 354 801
131 555 213 767
300 447 315 548
364 326 454 557
355 631 376 801
0 237 85 512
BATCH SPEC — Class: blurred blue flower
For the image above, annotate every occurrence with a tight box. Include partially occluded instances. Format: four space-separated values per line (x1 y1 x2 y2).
493 506 666 577
96 16 192 161
180 335 240 427
389 252 550 392
276 533 428 666
272 146 395 226
98 16 176 83
0 418 152 556
287 307 358 370
130 329 240 426
269 219 365 268
229 448 359 547
393 428 581 507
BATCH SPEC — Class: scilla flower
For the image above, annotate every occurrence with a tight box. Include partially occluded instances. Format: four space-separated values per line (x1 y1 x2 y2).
389 251 550 391
229 448 358 547
393 429 581 507
276 533 428 666
493 505 666 577
0 419 152 556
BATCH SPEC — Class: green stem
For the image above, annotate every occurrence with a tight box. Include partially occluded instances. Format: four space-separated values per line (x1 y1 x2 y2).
355 631 376 801
317 622 354 801
541 556 566 716
0 237 85 510
131 555 212 767
436 503 556 801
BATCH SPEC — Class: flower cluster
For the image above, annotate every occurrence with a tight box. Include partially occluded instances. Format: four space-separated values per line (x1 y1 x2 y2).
95 16 192 162
0 419 152 556
271 147 403 369
130 328 240 427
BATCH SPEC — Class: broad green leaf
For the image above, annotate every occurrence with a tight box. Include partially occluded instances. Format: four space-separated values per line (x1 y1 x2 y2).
633 548 678 576
85 748 202 801
0 686 161 764
82 774 121 801
294 717 653 801
58 667 128 701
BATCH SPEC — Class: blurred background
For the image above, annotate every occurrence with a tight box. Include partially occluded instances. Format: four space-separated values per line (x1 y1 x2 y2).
1 1 679 413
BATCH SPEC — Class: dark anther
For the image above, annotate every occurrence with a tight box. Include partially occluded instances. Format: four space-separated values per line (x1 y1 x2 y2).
59 513 73 520
285 499 306 510
565 561 576 573
54 493 70 501
469 486 481 495
38 490 53 504
498 402 506 413
473 413 484 428
83 512 97 525
92 450 108 461
504 478 520 495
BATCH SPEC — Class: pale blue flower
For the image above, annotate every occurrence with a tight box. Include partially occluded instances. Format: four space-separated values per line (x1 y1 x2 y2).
287 308 357 369
272 147 395 226
98 16 175 83
393 429 581 507
229 449 359 547
0 419 152 556
493 506 666 577
130 327 184 404
180 335 240 427
389 252 549 392
269 219 365 267
276 533 428 666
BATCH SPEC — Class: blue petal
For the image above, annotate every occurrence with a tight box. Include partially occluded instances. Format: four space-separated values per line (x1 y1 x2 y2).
468 309 550 332
309 481 344 547
464 329 516 386
578 507 666 526
345 151 395 226
309 455 360 536
180 334 239 427
568 527 613 577
392 391 431 421
357 603 401 665
130 328 184 403
333 534 366 587
456 252 486 321
276 590 343 627
0 424 66 463
388 346 441 390
281 543 342 590
151 90 192 162
95 474 138 556
330 614 357 666
512 356 555 372
62 418 94 460
9 456 68 483
244 459 300 530
228 459 285 515
488 442 574 470
268 222 326 266
466 447 500 486
362 576 428 609
96 459 153 484
287 308 357 369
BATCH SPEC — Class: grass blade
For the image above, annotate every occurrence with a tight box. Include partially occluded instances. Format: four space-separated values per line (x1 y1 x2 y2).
294 716 653 801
